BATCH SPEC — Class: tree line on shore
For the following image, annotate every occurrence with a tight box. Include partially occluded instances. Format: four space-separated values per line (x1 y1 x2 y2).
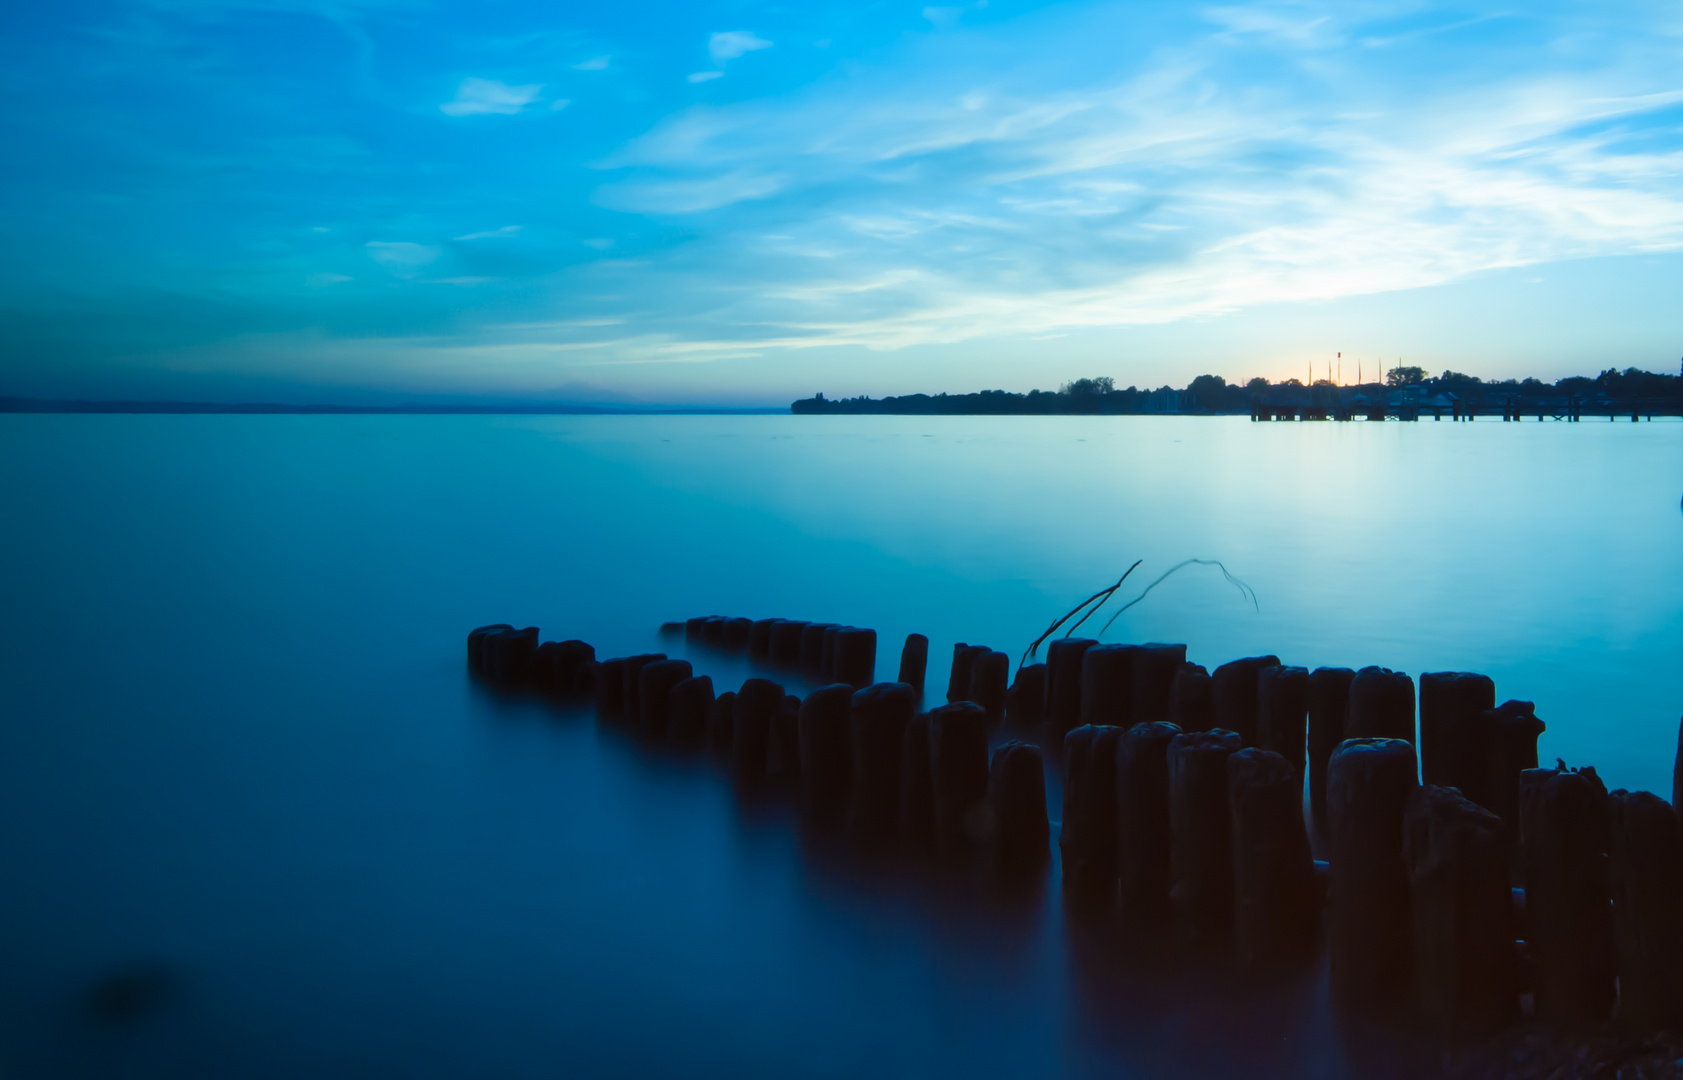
791 367 1683 415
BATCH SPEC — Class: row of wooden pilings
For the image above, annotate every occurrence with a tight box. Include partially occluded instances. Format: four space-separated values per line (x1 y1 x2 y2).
466 619 1683 1042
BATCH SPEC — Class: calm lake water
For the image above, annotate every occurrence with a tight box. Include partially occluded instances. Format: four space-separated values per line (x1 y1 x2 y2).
2 413 1680 1078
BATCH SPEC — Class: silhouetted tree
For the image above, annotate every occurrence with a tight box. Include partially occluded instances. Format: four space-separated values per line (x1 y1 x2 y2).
1386 366 1426 387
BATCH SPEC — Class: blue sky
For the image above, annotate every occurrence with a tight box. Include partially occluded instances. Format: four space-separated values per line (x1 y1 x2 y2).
1 0 1680 404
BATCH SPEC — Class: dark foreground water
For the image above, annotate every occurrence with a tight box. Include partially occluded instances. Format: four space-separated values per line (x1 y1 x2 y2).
2 414 1680 1079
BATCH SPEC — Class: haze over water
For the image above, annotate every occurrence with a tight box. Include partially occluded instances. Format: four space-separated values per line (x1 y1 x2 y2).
1 413 1679 1077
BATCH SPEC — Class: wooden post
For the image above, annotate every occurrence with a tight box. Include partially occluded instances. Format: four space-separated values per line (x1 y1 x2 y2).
1045 638 1098 737
1256 665 1310 792
1007 663 1047 727
732 678 783 786
991 741 1049 872
848 682 916 842
969 650 1010 725
1169 728 1243 952
1131 643 1188 726
637 658 693 739
1116 721 1181 923
834 628 877 690
1520 765 1614 1024
1607 789 1683 1032
1169 662 1216 733
668 675 714 750
798 684 855 823
1229 747 1318 967
1062 724 1124 896
1307 667 1355 821
1211 655 1280 747
897 633 929 699
1328 738 1418 1006
1344 666 1415 743
1418 671 1495 789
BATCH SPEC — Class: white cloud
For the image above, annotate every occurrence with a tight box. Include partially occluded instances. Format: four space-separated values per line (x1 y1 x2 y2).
572 56 609 71
439 77 543 117
365 241 440 273
688 71 723 84
550 98 571 111
708 30 773 65
453 225 523 241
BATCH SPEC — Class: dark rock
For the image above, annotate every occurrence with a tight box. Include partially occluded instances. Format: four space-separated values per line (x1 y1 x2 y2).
900 712 935 848
849 682 916 841
467 623 513 674
1607 789 1683 1032
1256 665 1310 791
707 690 736 758
947 643 989 703
637 659 694 740
969 650 1009 724
1307 667 1355 821
1419 671 1496 789
798 684 855 822
1169 662 1215 733
1168 728 1243 952
928 702 990 855
990 741 1049 871
770 620 809 668
897 634 929 698
1520 765 1614 1025
668 675 715 750
1211 655 1280 747
1327 738 1418 1007
1228 747 1318 967
1081 643 1138 729
620 654 667 729
595 657 627 717
834 628 877 689
732 679 783 786
1345 666 1416 743
1131 643 1187 726
1061 724 1123 894
1045 638 1098 736
1403 784 1517 1040
1116 721 1181 922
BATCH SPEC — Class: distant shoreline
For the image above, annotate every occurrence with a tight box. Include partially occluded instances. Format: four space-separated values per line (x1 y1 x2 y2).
0 397 786 416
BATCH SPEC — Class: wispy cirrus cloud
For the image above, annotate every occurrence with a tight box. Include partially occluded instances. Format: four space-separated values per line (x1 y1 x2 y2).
439 77 544 116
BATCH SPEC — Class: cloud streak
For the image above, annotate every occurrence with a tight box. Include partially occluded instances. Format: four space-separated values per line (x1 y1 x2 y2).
439 77 543 116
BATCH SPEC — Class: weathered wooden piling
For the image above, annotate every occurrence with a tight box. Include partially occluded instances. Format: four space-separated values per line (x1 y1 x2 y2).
947 644 988 703
668 675 715 750
1228 747 1318 967
767 694 803 782
820 625 842 682
596 657 627 717
1211 655 1280 746
802 623 838 679
1327 738 1418 1006
551 640 596 697
990 741 1049 871
897 634 929 699
703 617 727 648
1131 643 1187 726
1256 665 1310 789
1045 638 1098 736
573 659 600 701
1607 789 1683 1032
485 627 540 686
1062 724 1124 894
723 617 752 654
834 628 877 689
732 679 783 785
1520 765 1614 1025
1115 721 1180 921
467 624 513 674
1418 671 1496 789
1344 666 1415 743
770 620 809 668
1403 784 1517 1039
1307 667 1355 821
638 658 693 739
849 682 916 841
1169 662 1215 733
798 684 855 822
996 665 1035 726
1081 644 1138 729
969 650 1009 724
1168 728 1243 951
900 711 935 848
620 653 667 729
707 690 736 758
684 617 708 645
1481 700 1545 863
748 619 779 662
658 621 684 640
928 701 990 854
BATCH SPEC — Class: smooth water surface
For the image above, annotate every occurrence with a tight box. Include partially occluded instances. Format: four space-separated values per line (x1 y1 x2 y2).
2 414 1680 1078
